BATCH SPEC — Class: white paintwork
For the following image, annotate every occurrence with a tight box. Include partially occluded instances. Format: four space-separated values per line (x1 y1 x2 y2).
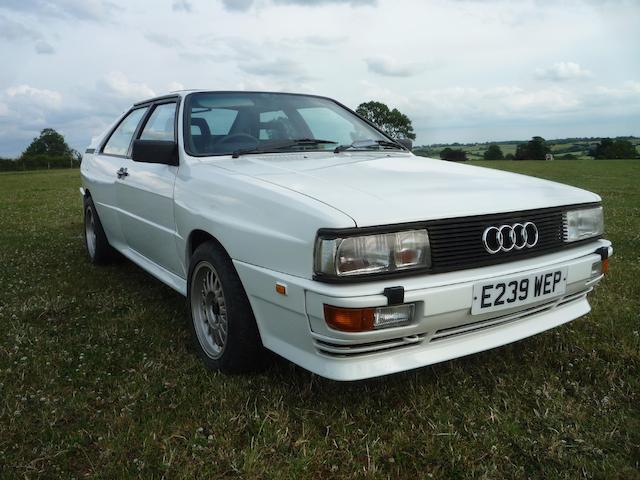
116 158 183 275
209 152 600 226
80 90 612 381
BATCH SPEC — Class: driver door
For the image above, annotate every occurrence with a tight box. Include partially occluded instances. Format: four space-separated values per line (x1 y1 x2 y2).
115 100 182 275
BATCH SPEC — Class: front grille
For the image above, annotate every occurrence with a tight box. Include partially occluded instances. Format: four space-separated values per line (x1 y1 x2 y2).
427 205 579 272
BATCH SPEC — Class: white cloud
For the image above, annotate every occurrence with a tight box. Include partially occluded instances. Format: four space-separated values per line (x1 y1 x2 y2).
145 32 183 48
358 78 640 138
0 0 118 21
535 62 593 82
0 14 38 40
365 57 423 77
358 80 410 109
410 85 583 125
168 81 186 92
0 13 56 53
35 40 55 54
222 0 254 10
0 85 65 155
221 0 375 11
238 58 310 80
5 85 63 109
172 0 192 11
235 76 316 94
101 72 156 100
590 81 640 107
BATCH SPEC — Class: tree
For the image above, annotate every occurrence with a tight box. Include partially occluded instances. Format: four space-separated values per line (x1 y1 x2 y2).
515 136 550 160
440 147 468 161
0 158 18 171
505 153 515 160
592 138 637 159
356 101 416 140
483 144 504 160
21 128 75 162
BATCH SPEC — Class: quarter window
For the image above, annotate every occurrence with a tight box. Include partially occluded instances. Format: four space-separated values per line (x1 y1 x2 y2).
103 107 148 156
140 103 177 141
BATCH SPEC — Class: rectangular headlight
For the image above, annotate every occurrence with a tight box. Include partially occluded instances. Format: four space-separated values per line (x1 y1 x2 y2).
315 229 431 278
564 206 604 242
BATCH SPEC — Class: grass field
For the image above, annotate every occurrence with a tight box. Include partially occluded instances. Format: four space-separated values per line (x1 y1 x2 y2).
1 160 639 479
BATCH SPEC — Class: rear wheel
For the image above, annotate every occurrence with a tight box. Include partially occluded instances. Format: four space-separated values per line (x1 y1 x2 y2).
83 196 114 265
187 241 265 373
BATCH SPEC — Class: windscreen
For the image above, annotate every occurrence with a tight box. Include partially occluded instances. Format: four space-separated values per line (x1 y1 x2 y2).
184 92 394 156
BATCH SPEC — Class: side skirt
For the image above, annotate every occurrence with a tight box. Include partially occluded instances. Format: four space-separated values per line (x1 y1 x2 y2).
117 246 187 296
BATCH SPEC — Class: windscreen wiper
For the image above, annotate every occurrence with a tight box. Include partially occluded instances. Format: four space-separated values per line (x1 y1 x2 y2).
232 139 337 158
273 138 337 150
334 139 404 153
231 147 268 158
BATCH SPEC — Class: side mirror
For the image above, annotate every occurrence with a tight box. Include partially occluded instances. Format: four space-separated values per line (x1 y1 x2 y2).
397 138 413 151
132 139 178 166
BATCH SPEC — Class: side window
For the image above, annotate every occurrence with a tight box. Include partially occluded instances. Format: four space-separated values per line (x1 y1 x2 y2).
140 103 177 141
103 107 148 156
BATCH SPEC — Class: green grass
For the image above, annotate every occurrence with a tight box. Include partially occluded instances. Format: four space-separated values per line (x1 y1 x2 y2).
1 161 639 479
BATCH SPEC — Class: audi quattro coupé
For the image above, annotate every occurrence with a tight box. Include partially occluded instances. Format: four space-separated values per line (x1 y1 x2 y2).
80 91 611 380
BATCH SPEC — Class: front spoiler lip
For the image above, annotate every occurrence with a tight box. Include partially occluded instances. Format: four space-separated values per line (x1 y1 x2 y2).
232 240 612 381
304 243 611 380
309 297 592 381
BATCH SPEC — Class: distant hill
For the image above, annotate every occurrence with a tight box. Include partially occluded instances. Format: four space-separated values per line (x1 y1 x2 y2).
414 136 640 160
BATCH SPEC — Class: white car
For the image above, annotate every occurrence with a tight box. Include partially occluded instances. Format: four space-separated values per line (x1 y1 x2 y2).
80 90 612 381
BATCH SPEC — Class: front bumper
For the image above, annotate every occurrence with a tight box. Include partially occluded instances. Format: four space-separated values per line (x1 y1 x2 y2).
234 239 612 381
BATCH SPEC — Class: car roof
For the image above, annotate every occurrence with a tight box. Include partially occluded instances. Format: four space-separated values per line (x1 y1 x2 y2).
133 90 334 107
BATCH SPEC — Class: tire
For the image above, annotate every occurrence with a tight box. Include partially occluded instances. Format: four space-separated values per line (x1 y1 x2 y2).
83 195 114 265
187 241 265 373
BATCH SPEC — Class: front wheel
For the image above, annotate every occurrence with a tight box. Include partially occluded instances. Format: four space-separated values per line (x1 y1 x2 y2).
187 241 265 373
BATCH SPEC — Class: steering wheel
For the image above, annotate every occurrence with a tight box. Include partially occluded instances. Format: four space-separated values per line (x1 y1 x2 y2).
217 133 258 148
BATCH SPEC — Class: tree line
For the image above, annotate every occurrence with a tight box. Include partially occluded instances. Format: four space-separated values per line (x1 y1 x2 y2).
0 128 81 172
437 136 638 162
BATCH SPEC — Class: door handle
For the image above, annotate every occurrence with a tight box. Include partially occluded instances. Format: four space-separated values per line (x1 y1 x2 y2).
116 167 129 179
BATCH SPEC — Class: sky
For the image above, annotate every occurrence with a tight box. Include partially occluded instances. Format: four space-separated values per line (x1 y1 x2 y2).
0 0 638 157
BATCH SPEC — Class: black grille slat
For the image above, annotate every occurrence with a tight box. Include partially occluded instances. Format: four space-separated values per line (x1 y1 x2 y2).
426 210 563 225
428 217 561 229
426 207 568 271
433 246 564 262
428 223 561 237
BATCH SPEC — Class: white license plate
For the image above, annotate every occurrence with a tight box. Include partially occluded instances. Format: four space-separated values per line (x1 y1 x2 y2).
471 267 568 315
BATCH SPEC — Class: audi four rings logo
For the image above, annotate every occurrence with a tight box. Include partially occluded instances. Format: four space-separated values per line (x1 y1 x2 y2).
482 222 539 254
